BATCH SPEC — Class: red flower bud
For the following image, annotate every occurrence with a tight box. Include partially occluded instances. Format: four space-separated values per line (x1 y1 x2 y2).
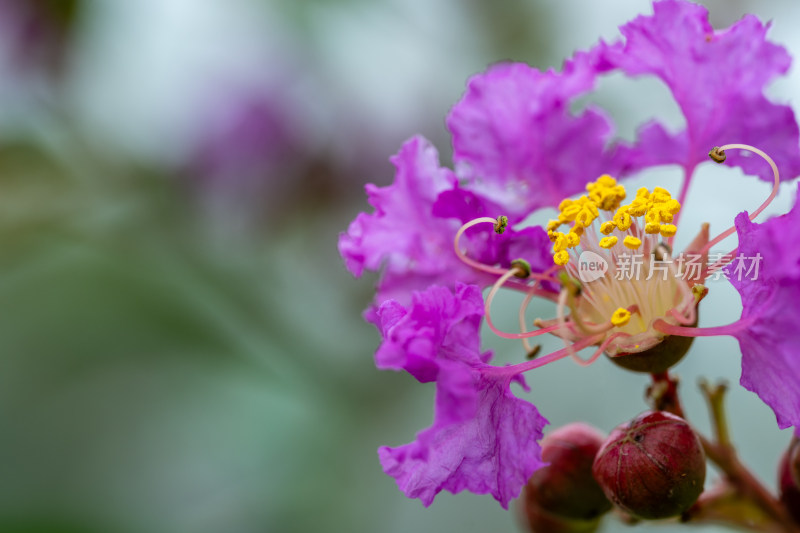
524 423 612 521
592 411 705 519
778 438 800 524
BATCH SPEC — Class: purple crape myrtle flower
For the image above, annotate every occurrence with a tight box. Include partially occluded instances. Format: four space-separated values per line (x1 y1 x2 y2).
340 0 800 508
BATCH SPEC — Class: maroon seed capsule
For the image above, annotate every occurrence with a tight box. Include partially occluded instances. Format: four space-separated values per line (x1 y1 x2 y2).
592 411 706 519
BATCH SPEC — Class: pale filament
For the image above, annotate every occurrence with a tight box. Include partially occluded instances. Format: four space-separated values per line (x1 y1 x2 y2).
699 144 780 274
573 332 632 367
518 286 538 354
662 248 697 326
485 267 570 340
653 315 757 338
554 287 619 365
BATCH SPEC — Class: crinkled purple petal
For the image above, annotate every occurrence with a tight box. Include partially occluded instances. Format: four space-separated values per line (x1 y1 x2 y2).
339 136 554 304
372 283 547 507
373 284 487 379
447 52 626 216
379 373 546 508
729 187 800 428
338 135 457 279
601 0 800 180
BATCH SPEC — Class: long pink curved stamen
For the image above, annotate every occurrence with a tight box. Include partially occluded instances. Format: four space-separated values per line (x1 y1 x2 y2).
699 144 780 261
454 217 510 276
652 316 756 338
454 216 559 283
485 333 605 378
572 332 632 367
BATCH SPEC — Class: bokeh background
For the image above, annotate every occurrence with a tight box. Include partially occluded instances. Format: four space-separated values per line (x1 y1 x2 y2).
1 1 799 532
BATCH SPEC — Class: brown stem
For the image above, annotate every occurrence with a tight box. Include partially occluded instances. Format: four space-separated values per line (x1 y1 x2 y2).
698 434 798 532
697 380 799 532
647 371 685 418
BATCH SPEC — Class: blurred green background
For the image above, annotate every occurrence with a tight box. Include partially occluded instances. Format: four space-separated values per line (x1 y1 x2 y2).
0 1 798 532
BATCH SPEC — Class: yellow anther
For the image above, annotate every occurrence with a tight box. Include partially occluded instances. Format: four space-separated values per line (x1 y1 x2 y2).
599 221 616 235
645 222 661 234
651 187 671 203
553 250 570 266
565 231 581 247
660 224 677 238
570 224 585 236
611 308 631 327
595 174 617 188
658 211 674 223
613 211 632 231
644 210 660 224
546 219 561 232
552 232 568 252
623 235 642 249
558 198 574 212
574 208 596 228
560 204 582 221
635 187 650 198
599 236 618 248
665 199 681 214
627 200 648 217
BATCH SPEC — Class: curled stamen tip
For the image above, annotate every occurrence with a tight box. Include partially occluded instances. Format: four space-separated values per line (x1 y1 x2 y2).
691 283 709 303
510 258 531 278
494 215 509 234
526 344 542 360
709 147 726 163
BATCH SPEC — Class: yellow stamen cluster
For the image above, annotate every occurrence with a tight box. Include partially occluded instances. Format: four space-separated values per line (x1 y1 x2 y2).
548 176 682 264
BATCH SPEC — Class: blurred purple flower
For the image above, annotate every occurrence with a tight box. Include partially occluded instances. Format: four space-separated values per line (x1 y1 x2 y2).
0 0 79 77
192 91 301 188
185 86 315 228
